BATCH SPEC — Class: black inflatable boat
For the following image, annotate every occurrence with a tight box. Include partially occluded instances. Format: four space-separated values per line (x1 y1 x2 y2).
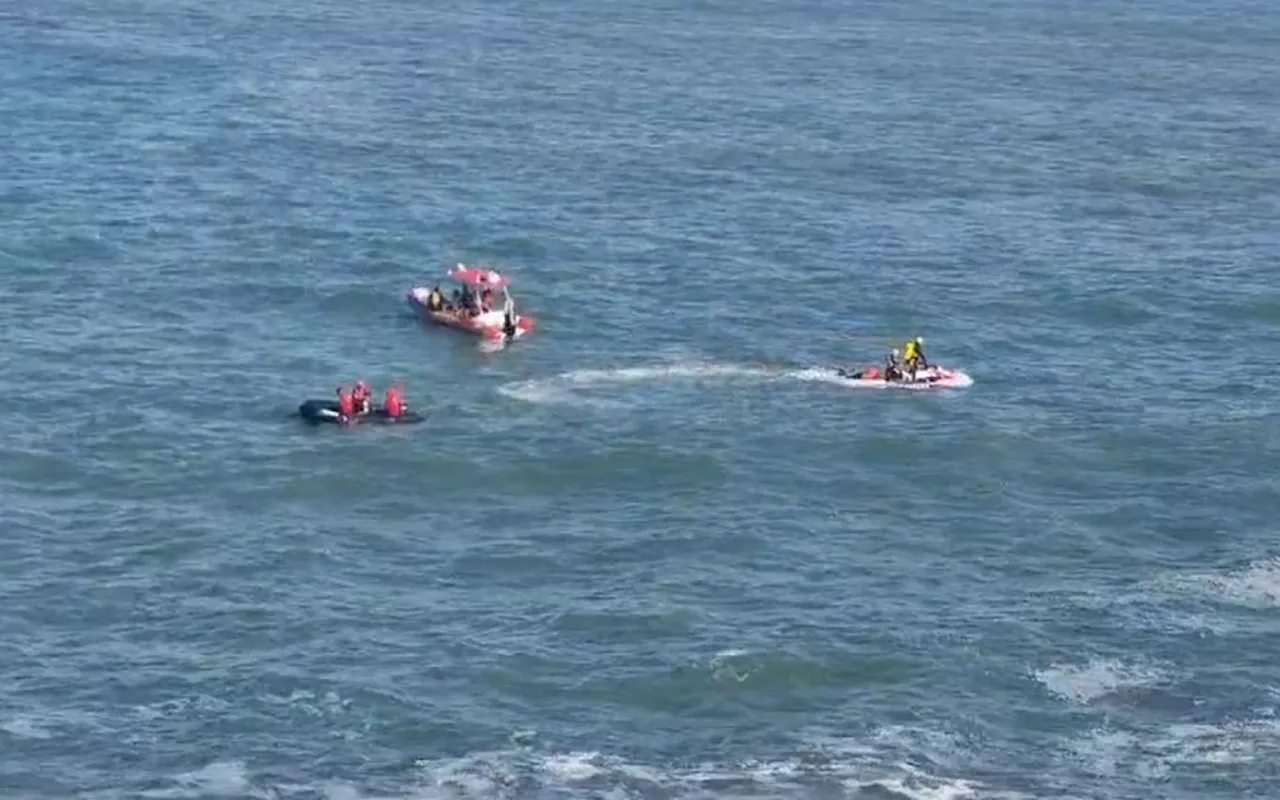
297 399 425 426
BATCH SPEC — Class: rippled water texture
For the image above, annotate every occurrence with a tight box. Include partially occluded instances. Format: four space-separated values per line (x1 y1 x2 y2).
2 0 1279 798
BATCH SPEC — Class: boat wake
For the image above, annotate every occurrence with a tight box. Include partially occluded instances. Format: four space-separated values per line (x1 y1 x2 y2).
496 361 971 407
497 362 779 407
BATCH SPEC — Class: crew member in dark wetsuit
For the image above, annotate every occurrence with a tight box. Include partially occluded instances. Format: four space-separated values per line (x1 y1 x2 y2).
884 349 904 381
501 290 517 341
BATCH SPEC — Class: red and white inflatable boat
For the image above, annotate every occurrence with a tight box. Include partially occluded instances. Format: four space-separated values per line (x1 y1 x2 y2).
406 264 536 343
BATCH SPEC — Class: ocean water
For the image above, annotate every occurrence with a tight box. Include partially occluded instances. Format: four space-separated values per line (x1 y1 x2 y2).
2 0 1279 798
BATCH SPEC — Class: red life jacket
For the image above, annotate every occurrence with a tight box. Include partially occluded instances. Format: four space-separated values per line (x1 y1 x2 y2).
337 391 355 417
385 388 403 418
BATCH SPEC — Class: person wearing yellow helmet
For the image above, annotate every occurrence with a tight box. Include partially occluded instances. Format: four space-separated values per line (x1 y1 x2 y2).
902 336 928 379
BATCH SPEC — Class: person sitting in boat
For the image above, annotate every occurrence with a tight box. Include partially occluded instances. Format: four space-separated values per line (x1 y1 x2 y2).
884 349 905 381
352 380 372 415
903 336 928 372
449 288 464 311
453 286 477 316
383 386 405 419
336 386 355 423
480 288 493 312
426 286 445 312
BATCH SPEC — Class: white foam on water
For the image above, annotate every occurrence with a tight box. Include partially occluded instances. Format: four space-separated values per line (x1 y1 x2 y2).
557 362 776 386
410 745 1007 800
1153 721 1280 766
1160 556 1280 609
1077 555 1280 638
495 379 629 409
1064 717 1280 780
542 752 606 781
1034 658 1170 705
789 366 860 386
859 776 982 800
67 740 1030 800
138 760 258 799
497 361 779 407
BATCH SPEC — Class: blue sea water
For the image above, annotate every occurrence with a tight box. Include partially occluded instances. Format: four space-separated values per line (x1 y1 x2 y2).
2 0 1279 797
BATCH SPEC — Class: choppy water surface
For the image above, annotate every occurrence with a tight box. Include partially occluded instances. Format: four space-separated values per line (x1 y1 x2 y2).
2 0 1279 798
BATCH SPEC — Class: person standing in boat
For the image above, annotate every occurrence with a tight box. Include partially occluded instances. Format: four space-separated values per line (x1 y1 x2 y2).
903 336 928 379
501 287 517 340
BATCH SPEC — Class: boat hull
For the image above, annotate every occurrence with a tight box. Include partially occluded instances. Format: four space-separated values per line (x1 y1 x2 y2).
834 365 974 389
406 288 534 341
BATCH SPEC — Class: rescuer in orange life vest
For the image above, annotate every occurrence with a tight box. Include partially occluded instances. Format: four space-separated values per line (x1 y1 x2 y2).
336 386 355 422
383 386 405 419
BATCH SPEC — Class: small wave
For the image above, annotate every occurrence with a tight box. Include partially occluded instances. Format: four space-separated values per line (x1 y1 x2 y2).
77 740 1015 800
0 715 53 740
1065 717 1280 780
139 760 253 799
708 648 755 684
1154 721 1280 766
541 752 605 782
1161 556 1280 609
412 744 1009 800
863 776 983 800
1063 555 1280 637
1035 658 1170 705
